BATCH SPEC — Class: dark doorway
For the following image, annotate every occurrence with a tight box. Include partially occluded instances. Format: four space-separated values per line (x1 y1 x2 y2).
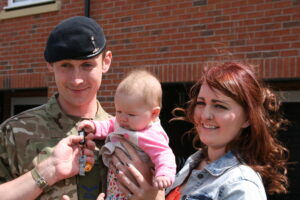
268 102 300 200
161 82 195 171
0 88 47 123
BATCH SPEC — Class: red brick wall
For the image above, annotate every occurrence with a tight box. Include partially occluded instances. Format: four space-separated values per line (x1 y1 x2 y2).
0 0 87 92
0 0 300 113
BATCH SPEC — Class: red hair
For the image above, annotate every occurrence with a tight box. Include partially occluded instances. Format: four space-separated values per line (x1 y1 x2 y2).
182 62 288 194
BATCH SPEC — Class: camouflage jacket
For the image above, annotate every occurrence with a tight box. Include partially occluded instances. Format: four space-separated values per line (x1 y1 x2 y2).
0 94 110 200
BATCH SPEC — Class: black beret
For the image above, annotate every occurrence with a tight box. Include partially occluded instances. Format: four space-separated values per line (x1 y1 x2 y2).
44 16 106 62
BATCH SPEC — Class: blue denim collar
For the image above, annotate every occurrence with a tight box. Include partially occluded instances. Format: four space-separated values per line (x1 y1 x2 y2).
188 150 240 176
205 151 240 176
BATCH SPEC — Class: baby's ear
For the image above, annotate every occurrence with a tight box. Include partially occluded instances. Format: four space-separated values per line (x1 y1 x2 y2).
151 106 161 119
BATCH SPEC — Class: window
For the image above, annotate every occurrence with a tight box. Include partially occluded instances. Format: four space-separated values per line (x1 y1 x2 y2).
11 96 47 116
1 0 59 19
5 0 55 9
0 89 47 123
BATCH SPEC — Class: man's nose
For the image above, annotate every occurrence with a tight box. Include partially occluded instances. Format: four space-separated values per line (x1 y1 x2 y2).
70 68 84 85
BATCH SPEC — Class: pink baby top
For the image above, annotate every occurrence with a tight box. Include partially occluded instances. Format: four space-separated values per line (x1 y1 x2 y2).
93 117 176 183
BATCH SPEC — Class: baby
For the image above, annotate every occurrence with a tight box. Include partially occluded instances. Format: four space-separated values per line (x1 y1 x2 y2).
79 70 176 199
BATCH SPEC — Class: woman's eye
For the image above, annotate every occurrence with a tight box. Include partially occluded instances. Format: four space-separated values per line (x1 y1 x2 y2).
196 101 205 106
215 104 227 110
128 114 135 117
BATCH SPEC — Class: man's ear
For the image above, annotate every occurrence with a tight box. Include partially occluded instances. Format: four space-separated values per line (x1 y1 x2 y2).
102 51 112 73
46 63 54 72
151 106 161 120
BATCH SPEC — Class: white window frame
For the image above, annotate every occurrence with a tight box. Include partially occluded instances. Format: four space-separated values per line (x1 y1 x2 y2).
11 97 47 116
5 0 55 10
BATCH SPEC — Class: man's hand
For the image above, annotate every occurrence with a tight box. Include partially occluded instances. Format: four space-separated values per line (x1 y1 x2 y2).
46 134 95 185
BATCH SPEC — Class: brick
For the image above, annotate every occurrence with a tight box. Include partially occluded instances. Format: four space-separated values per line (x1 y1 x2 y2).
247 52 262 58
274 15 291 22
283 21 300 28
263 51 279 58
230 40 246 46
215 16 230 22
193 0 207 6
280 50 298 57
264 23 281 30
201 30 214 36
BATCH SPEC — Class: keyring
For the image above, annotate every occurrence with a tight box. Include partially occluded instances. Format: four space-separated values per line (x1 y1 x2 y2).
115 162 122 168
126 193 133 199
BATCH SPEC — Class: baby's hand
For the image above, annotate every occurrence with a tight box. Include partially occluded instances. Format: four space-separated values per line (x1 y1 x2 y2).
153 175 172 190
78 120 96 134
96 193 106 200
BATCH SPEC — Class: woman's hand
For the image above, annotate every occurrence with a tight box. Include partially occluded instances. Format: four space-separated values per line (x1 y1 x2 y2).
110 139 165 200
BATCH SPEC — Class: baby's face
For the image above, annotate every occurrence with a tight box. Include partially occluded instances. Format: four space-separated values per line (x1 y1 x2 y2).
114 93 155 131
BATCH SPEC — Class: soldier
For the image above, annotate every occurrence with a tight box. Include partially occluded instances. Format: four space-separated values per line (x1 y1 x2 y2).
0 16 112 200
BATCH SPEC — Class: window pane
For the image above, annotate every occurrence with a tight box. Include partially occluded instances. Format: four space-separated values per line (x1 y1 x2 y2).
6 0 55 9
13 0 27 2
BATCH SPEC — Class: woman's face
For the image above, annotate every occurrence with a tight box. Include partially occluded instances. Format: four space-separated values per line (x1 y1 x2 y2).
193 83 249 152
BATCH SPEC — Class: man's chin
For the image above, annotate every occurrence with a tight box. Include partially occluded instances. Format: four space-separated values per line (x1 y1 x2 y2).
59 96 88 107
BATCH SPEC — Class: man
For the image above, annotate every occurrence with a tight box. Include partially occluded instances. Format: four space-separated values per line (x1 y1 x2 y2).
0 16 112 199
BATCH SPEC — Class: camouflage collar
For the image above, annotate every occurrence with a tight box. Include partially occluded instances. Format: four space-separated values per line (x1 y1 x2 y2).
46 93 110 125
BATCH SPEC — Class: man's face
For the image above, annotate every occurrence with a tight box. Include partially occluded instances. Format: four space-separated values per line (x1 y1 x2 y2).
47 52 111 112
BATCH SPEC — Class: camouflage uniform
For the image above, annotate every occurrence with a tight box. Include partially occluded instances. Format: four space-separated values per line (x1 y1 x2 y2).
0 94 110 200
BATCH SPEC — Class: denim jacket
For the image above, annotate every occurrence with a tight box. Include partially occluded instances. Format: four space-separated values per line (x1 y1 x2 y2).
166 151 267 200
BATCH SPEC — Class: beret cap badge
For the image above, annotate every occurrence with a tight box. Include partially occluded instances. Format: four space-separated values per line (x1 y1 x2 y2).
91 36 100 54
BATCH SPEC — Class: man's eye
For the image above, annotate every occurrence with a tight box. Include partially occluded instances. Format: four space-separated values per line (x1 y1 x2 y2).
82 63 94 68
128 114 135 117
61 63 71 68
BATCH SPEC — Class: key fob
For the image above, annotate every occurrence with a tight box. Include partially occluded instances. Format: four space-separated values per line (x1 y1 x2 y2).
79 155 87 176
79 129 86 145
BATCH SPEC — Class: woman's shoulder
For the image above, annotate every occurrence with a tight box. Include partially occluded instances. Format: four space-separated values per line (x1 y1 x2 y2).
217 164 267 200
227 164 263 185
216 163 266 199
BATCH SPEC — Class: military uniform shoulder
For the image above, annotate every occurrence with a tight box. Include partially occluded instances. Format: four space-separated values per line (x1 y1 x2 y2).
0 104 47 128
95 101 112 121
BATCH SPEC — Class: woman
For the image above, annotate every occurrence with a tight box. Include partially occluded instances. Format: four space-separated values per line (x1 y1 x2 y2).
101 62 289 200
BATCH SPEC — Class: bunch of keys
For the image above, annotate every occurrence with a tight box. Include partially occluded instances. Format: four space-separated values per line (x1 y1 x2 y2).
78 129 93 176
